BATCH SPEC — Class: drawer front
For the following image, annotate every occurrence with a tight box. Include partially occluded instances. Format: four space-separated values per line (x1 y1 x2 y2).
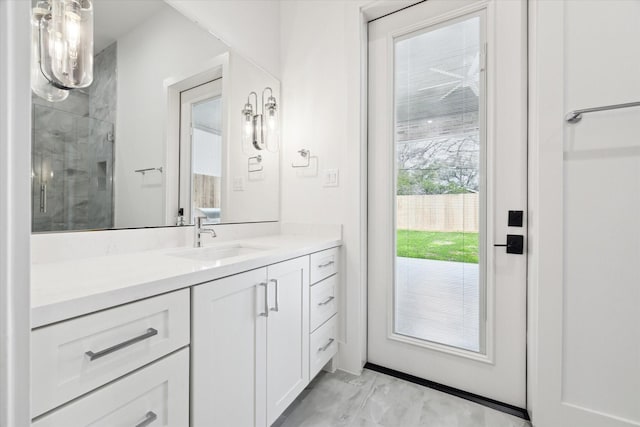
33 348 190 427
32 289 190 417
309 247 339 284
309 314 338 380
310 275 338 332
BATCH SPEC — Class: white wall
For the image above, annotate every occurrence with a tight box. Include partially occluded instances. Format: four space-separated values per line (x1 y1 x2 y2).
115 5 229 228
0 2 31 425
280 0 369 374
165 0 281 78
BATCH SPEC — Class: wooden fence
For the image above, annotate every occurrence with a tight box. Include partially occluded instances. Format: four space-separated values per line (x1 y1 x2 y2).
397 194 479 233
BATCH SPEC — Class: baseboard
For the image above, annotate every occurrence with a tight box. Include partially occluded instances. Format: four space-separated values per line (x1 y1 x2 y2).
364 363 530 421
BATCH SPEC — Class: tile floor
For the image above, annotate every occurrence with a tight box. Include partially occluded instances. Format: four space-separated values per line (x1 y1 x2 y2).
273 369 531 427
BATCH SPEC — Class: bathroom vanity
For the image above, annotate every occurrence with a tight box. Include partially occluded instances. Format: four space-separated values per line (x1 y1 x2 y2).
30 234 341 426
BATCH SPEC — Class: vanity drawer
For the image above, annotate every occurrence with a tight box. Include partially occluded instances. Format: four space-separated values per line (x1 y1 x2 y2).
31 289 190 417
309 247 339 284
310 275 338 332
309 314 338 380
32 348 189 427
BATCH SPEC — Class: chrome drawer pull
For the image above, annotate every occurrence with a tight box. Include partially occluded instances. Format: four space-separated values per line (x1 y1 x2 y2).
269 279 280 312
258 282 269 317
318 296 335 306
135 411 158 427
318 338 335 352
85 328 158 361
317 260 335 268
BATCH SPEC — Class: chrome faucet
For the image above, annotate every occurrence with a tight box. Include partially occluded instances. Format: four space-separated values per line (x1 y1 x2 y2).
194 215 216 248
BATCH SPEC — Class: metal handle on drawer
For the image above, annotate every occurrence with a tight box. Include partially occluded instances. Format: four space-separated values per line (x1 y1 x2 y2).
258 282 269 317
318 296 335 306
318 338 335 352
135 411 158 427
269 279 279 312
85 328 158 361
317 260 335 268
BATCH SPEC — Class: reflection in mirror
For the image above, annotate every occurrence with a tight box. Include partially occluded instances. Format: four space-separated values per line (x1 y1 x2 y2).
31 0 280 233
179 80 223 224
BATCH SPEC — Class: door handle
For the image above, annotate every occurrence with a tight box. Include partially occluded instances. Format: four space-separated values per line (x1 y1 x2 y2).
494 234 524 254
269 279 279 312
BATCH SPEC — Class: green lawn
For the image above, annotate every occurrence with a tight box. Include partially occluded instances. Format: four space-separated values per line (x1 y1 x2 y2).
396 230 479 264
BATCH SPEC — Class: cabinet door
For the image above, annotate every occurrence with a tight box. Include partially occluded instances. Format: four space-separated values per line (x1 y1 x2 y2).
266 257 310 425
191 268 268 427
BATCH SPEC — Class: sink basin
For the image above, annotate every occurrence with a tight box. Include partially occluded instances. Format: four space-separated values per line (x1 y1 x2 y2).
169 244 269 262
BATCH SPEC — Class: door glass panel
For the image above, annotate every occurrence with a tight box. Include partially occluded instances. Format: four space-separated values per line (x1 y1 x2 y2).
191 96 222 223
394 16 484 352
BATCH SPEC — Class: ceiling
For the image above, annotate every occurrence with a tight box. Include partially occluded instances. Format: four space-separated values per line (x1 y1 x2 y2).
92 0 166 53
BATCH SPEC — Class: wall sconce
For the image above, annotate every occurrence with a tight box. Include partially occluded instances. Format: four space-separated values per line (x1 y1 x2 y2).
241 87 279 153
31 0 94 102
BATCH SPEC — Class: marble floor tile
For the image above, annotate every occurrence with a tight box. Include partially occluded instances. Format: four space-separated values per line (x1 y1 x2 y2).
274 369 530 427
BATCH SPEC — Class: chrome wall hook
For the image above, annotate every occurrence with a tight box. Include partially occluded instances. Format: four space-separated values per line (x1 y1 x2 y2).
292 149 311 168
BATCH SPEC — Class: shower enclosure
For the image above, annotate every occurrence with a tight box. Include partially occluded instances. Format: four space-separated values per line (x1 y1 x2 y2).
32 104 115 232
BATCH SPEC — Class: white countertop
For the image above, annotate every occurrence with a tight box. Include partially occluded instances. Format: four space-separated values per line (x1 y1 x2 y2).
31 234 341 328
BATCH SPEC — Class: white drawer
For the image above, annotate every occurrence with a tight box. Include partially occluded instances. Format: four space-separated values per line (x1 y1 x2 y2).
32 289 190 417
309 314 338 380
309 247 339 284
32 348 190 427
310 275 338 332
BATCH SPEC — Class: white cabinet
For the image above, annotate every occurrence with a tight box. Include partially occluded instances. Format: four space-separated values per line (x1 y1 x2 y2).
191 267 267 427
191 256 309 427
265 257 309 426
31 289 190 417
33 348 190 427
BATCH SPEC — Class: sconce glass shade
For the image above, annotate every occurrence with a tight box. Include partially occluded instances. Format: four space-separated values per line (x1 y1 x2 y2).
264 96 279 152
31 2 69 102
39 0 94 90
241 102 255 154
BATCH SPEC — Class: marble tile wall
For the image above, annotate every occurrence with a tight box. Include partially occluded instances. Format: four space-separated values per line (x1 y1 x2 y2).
32 43 117 232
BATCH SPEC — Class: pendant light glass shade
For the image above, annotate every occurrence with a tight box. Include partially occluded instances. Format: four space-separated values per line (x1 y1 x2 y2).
264 95 279 152
241 101 255 154
31 2 69 102
40 0 94 90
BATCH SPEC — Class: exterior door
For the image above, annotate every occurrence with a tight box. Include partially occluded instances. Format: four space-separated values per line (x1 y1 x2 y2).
368 0 527 407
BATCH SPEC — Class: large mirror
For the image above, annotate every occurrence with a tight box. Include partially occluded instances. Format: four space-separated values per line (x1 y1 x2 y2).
31 0 280 233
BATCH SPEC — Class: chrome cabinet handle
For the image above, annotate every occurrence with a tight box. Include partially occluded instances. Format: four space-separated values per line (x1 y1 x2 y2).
318 296 335 306
317 260 334 268
318 338 335 352
85 328 158 361
269 279 279 312
135 411 158 427
258 282 269 317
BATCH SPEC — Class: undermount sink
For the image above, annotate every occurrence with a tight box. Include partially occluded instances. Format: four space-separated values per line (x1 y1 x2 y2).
169 244 270 262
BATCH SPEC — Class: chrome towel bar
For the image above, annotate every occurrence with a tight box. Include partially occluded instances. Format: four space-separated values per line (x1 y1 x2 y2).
565 101 640 123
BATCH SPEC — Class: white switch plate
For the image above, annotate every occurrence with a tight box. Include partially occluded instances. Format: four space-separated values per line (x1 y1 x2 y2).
323 169 339 187
233 176 245 191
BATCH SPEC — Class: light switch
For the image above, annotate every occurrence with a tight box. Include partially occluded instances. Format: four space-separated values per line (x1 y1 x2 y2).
233 176 245 191
323 169 339 187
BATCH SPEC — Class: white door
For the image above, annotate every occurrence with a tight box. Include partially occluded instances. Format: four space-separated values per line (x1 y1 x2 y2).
531 1 640 426
368 0 527 407
266 257 310 425
179 79 223 224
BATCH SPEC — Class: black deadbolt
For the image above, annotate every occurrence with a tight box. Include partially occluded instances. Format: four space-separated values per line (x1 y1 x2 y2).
508 210 524 227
